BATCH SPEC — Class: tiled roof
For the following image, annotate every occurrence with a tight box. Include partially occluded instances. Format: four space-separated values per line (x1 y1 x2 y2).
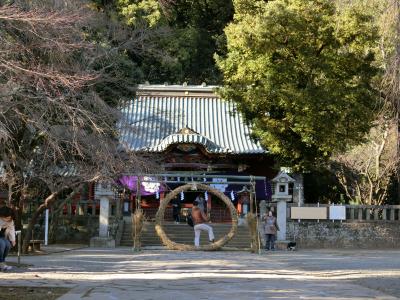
118 84 266 154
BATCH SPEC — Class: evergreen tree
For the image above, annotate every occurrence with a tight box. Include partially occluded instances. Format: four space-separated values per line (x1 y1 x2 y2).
217 0 380 170
106 0 233 84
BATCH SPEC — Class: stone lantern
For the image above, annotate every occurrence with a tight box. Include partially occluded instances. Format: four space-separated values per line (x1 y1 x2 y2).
271 171 295 242
272 172 295 201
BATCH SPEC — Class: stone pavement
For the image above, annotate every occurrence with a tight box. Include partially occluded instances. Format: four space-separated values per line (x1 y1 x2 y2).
1 246 400 299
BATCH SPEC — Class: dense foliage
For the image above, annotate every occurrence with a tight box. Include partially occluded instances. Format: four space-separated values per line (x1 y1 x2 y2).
94 0 234 84
217 0 380 170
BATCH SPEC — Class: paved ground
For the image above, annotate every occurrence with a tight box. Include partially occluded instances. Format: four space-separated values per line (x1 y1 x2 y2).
1 246 400 299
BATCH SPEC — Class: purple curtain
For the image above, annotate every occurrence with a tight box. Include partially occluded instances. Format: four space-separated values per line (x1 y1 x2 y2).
118 175 271 200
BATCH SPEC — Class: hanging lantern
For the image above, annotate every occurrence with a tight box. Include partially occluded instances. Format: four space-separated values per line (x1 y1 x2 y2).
156 190 160 199
230 190 235 201
180 191 184 201
204 191 208 201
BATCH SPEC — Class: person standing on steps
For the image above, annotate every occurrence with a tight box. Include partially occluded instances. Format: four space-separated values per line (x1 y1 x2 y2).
191 201 214 247
171 198 181 224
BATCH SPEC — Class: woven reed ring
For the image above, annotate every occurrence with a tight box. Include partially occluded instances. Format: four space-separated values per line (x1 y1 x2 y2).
155 183 238 251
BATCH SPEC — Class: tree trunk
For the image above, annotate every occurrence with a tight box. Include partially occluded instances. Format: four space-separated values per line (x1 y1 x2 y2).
13 206 23 231
9 188 23 230
393 0 400 203
22 184 85 252
22 192 58 253
22 203 47 253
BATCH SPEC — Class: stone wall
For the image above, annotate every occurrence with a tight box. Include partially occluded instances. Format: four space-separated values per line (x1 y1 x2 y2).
286 221 400 249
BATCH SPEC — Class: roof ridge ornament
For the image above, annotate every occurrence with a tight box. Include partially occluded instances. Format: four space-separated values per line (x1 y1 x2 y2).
153 132 230 153
177 127 198 135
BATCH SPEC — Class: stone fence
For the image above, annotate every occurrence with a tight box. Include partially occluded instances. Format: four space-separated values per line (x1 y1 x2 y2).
267 203 400 222
286 221 400 249
264 203 400 249
345 205 400 221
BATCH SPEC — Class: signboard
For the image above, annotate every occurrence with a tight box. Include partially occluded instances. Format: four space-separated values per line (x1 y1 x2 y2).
291 207 327 220
141 176 160 193
210 178 228 193
329 205 346 220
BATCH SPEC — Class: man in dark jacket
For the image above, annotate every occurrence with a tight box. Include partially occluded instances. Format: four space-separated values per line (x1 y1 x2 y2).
171 198 181 224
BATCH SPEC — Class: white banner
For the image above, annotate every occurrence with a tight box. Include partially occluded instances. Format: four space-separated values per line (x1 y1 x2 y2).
210 178 228 193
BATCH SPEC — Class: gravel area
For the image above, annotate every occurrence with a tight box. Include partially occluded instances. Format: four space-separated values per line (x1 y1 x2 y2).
0 247 399 299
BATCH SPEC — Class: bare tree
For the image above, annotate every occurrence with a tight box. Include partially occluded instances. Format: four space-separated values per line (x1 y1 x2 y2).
331 110 397 205
329 0 400 205
0 1 153 252
380 0 400 201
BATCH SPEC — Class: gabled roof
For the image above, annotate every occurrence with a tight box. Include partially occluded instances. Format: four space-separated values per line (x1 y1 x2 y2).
118 84 266 154
271 171 295 183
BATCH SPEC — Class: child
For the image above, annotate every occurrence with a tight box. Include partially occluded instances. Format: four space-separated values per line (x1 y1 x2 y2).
0 206 16 271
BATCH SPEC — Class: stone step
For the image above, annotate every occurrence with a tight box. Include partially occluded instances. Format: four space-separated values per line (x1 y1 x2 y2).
120 222 252 248
122 237 251 242
123 224 250 231
138 233 251 239
123 225 251 235
121 240 251 244
122 231 250 237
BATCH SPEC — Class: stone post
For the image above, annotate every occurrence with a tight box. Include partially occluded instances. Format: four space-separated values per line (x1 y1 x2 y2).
292 174 304 205
258 200 268 247
90 182 116 248
99 196 110 238
276 200 287 241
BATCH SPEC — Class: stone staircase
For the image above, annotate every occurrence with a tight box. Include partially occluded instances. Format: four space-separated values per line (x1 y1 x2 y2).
120 220 252 249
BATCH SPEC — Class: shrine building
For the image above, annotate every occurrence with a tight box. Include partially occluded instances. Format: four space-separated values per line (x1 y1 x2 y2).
114 84 278 222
